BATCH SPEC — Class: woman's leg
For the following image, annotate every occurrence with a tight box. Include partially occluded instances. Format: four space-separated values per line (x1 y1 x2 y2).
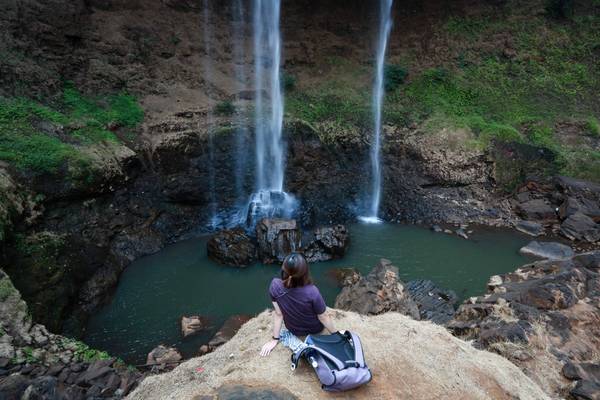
279 329 308 352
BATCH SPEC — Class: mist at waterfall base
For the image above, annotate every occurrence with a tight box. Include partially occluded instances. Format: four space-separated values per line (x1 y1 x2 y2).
360 0 394 224
84 224 531 364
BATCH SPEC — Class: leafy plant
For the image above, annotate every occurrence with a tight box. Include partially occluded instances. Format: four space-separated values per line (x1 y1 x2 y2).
586 117 600 137
0 277 15 301
384 64 408 92
22 346 38 363
281 71 297 91
214 100 235 116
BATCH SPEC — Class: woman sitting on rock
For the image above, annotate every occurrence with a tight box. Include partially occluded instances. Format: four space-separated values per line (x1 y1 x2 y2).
260 252 337 356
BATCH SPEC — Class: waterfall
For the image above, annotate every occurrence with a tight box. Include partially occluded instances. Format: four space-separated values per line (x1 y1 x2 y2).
244 0 296 227
361 0 393 224
232 0 248 206
203 0 218 228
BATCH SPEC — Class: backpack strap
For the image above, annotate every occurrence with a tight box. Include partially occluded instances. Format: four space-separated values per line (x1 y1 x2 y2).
345 331 366 368
305 345 345 370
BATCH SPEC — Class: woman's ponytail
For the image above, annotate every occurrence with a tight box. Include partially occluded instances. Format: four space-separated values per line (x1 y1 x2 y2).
281 253 312 289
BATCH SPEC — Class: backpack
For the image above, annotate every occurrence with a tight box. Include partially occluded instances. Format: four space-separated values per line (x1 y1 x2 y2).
290 330 372 392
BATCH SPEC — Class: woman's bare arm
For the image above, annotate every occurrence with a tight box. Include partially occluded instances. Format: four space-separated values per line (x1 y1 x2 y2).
260 302 283 356
318 309 336 333
271 302 283 338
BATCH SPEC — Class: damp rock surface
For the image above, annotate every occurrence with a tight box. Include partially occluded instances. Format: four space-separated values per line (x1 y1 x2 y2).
255 219 302 264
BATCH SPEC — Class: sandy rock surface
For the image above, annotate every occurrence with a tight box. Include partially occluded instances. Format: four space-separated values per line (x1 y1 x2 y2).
128 309 549 400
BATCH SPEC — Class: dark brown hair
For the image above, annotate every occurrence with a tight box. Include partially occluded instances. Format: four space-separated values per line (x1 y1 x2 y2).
281 253 312 289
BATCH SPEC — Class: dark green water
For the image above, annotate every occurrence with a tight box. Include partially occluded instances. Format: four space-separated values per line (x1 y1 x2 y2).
84 223 530 364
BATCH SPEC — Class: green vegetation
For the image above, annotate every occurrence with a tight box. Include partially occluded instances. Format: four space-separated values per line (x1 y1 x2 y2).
214 100 235 116
586 117 600 137
0 277 15 301
281 71 297 91
0 83 143 175
63 338 113 363
384 65 408 92
287 4 600 185
22 346 38 363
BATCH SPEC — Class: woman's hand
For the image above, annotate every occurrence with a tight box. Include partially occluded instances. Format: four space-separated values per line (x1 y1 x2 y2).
260 339 279 356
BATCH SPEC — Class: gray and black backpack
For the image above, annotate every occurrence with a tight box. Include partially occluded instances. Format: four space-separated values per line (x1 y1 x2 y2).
290 330 372 392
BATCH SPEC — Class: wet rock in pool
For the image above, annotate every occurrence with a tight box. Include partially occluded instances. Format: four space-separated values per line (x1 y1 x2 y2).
207 228 257 267
302 225 349 262
256 219 301 264
405 279 457 324
181 315 210 338
514 220 545 237
455 228 468 239
146 345 182 367
334 259 420 319
208 315 251 348
519 241 574 260
560 212 600 243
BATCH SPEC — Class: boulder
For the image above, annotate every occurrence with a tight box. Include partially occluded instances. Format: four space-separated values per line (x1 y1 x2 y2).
0 374 31 400
514 220 545 237
405 279 457 324
559 197 600 222
519 241 574 260
334 259 420 319
255 219 301 264
302 225 349 262
181 315 210 338
560 212 600 242
21 376 58 400
128 310 551 400
208 315 251 348
146 345 182 366
326 268 361 287
517 199 556 221
207 228 257 267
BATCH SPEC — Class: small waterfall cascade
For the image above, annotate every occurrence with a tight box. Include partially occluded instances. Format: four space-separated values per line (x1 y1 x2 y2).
245 0 297 227
203 0 218 228
360 0 394 224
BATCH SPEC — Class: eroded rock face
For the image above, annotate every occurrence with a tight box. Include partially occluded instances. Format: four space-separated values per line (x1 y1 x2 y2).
405 279 457 324
334 259 420 319
560 212 600 243
207 228 257 267
512 176 600 244
447 251 600 397
256 219 301 264
302 225 349 262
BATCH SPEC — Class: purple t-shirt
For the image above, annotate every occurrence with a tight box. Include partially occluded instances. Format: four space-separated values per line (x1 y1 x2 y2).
269 278 326 336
